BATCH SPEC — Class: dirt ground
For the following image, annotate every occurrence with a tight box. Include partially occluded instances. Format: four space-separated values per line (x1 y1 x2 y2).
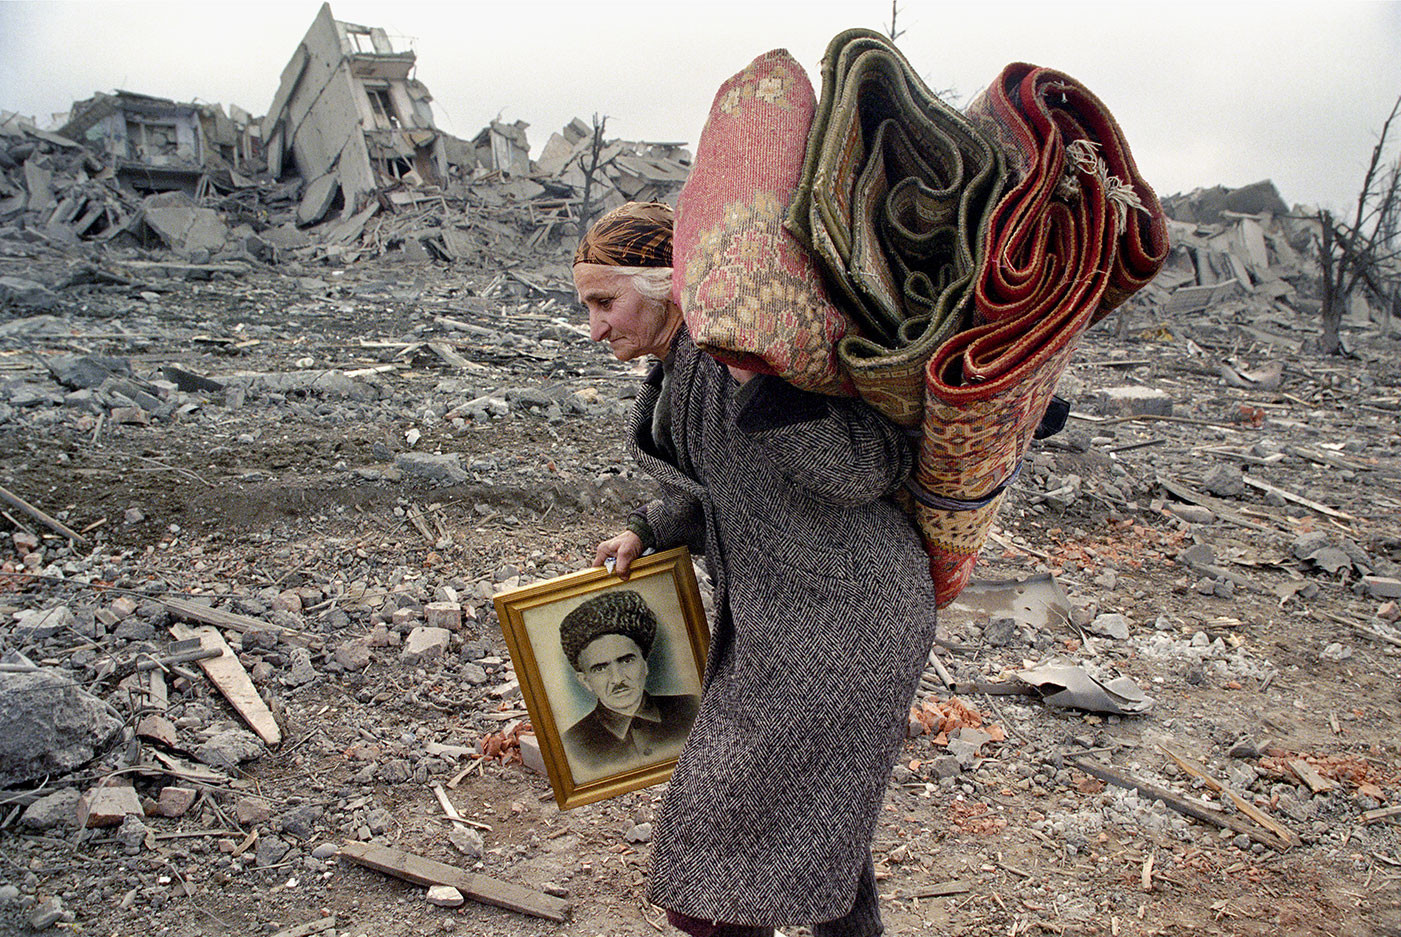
1 247 1400 937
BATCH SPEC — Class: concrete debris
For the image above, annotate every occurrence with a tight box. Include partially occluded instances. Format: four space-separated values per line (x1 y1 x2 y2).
20 788 82 831
193 727 265 771
400 626 451 665
426 884 465 908
77 783 143 828
0 669 122 786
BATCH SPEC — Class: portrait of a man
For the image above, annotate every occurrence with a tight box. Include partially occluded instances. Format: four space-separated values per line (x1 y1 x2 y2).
558 590 700 776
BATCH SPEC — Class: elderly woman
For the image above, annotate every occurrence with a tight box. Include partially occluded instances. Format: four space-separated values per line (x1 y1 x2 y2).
577 201 939 937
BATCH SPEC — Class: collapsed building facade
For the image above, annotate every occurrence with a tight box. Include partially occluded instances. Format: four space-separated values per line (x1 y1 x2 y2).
262 3 447 220
0 1 692 263
56 91 263 194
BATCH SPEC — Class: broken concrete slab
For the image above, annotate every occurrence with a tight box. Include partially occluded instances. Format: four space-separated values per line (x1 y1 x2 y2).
194 727 265 771
947 573 1071 632
0 669 122 786
0 276 60 312
1363 577 1401 600
142 192 229 257
297 173 339 226
20 788 82 831
1092 385 1173 417
401 626 451 664
394 451 468 485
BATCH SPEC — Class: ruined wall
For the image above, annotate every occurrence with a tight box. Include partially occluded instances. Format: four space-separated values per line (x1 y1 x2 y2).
278 4 375 214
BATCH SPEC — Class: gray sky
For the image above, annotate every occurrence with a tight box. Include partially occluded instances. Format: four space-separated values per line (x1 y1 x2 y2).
2 1 1398 213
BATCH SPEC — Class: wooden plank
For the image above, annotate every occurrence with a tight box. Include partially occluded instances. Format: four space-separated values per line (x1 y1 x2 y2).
1069 755 1291 851
1159 745 1300 847
0 482 86 543
1288 758 1336 794
906 879 971 899
162 596 307 646
1241 475 1355 523
1362 804 1401 824
170 624 281 745
338 842 569 922
1155 475 1276 532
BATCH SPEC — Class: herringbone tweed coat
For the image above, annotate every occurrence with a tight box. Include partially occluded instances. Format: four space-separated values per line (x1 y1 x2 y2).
631 329 940 926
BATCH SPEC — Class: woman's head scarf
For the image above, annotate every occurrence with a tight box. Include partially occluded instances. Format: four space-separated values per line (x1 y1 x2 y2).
573 201 673 268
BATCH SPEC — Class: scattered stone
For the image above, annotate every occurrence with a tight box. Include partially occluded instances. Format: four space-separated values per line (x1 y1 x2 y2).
20 788 82 831
448 824 483 858
1202 463 1245 498
519 733 546 774
77 783 143 828
424 602 463 630
427 885 465 908
1320 643 1352 662
984 616 1018 646
334 638 371 671
12 605 74 641
158 786 198 818
401 626 452 665
282 646 318 686
929 755 962 778
1093 385 1172 417
136 714 178 747
236 796 273 826
116 813 148 853
1168 504 1215 524
29 896 67 931
1087 613 1131 640
1228 737 1260 760
255 833 290 867
279 804 323 838
311 842 339 860
624 821 653 843
194 728 264 772
271 590 303 613
1291 531 1331 560
394 452 468 485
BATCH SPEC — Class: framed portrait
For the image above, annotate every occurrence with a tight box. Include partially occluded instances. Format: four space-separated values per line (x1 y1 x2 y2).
493 547 709 809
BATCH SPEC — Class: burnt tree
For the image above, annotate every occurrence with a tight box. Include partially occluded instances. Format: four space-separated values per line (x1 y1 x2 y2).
577 113 608 231
1316 96 1401 354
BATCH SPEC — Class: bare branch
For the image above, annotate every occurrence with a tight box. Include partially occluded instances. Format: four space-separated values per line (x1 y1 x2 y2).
886 0 906 41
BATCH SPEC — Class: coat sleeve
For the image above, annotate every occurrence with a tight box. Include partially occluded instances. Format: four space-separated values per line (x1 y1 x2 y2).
732 374 913 507
633 488 706 554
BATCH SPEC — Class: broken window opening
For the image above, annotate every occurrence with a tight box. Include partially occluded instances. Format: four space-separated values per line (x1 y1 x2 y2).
379 157 414 182
365 87 400 130
126 119 180 160
347 28 376 54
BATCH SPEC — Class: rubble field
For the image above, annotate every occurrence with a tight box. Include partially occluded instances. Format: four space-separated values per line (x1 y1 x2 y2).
2 111 1401 935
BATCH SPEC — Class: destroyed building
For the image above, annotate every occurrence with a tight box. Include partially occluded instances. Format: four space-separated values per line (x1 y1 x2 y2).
56 90 263 194
471 120 531 175
262 3 447 219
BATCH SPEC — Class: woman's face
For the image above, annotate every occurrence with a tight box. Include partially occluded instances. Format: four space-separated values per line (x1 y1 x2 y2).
573 263 678 361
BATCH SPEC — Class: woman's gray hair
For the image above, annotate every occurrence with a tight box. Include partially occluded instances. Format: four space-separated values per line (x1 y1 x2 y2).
610 265 674 303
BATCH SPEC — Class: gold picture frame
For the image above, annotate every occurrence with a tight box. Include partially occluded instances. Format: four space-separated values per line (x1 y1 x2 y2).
493 547 709 809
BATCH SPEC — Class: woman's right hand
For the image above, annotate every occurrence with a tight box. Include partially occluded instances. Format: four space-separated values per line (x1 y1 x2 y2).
594 530 644 580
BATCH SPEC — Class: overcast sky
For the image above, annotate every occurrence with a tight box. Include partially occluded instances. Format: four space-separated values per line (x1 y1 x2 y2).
2 1 1398 213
